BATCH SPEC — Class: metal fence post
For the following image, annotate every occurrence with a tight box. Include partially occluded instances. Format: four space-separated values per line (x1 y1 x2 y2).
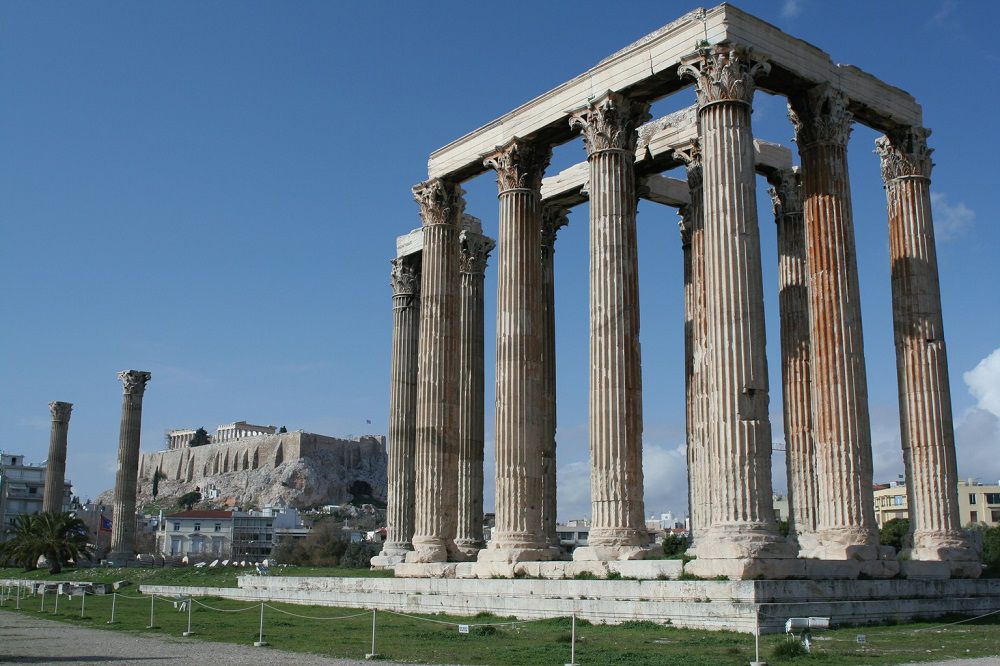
53 590 59 615
365 608 381 660
254 602 268 647
146 593 155 629
16 583 21 610
183 596 194 636
39 588 45 613
80 592 86 618
565 612 578 666
107 592 117 624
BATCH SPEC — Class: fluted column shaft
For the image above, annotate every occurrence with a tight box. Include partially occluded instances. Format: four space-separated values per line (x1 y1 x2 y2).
680 48 788 563
790 85 878 559
43 401 73 513
570 92 650 557
769 168 819 554
380 255 421 558
678 147 707 548
408 179 464 564
875 129 976 569
110 370 151 561
455 232 494 556
540 206 567 549
480 138 552 560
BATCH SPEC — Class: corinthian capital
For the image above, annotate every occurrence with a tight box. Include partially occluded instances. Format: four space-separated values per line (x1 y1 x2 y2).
49 401 73 422
674 140 703 193
541 205 570 253
459 231 496 275
788 84 853 148
767 167 802 220
679 46 770 108
569 91 651 155
412 178 465 228
874 127 933 183
118 370 151 396
483 137 551 193
678 207 693 247
390 255 421 296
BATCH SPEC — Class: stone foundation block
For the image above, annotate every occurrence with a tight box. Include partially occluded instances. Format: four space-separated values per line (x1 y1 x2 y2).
684 557 805 580
393 563 458 578
370 554 406 570
900 560 951 580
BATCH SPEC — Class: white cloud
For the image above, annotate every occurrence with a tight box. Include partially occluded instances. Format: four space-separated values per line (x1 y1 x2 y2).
956 347 1000 485
964 348 1000 418
781 0 802 18
930 192 975 241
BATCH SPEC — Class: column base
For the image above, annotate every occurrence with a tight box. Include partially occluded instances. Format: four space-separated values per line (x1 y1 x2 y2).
689 524 797 561
405 537 450 564
685 556 805 580
572 544 662 562
806 526 880 560
790 530 822 558
370 553 407 569
453 538 486 560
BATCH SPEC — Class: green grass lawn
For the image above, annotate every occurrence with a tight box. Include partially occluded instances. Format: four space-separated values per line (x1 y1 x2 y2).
0 565 391 588
1 584 998 665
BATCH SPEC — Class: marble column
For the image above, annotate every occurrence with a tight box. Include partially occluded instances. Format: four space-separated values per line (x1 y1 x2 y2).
455 229 495 557
478 137 553 564
570 91 653 561
540 204 569 551
768 167 820 555
43 401 73 513
676 143 707 550
875 128 978 576
406 179 464 564
789 84 879 560
373 253 421 567
680 47 794 576
109 369 151 563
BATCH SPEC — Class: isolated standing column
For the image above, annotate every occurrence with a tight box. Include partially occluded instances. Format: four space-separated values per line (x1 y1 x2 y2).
374 253 421 566
43 401 73 512
109 369 151 562
407 179 464 564
455 229 495 557
570 91 652 560
789 84 878 560
768 167 819 555
875 128 978 575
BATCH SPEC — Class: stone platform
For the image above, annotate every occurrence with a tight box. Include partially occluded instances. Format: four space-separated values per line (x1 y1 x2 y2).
126 576 1000 635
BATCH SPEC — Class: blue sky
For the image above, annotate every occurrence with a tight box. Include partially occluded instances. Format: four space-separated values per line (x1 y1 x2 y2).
2 1 998 521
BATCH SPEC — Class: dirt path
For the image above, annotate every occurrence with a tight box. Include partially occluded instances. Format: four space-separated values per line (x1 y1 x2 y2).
0 610 414 665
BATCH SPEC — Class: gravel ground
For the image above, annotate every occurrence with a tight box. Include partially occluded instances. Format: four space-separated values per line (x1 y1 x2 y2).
0 610 417 665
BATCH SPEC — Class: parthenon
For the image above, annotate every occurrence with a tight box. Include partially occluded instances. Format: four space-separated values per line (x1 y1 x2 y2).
374 4 980 580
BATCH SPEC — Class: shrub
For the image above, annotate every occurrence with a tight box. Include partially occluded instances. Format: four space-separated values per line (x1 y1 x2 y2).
879 518 910 551
982 525 1000 576
771 639 807 659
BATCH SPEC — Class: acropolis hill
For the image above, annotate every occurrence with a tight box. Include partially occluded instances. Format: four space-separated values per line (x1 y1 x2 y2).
100 423 387 511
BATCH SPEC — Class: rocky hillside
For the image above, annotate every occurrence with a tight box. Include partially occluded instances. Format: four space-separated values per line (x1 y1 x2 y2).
98 446 387 511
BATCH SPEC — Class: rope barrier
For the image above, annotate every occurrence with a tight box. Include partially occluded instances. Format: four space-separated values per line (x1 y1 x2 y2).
912 607 1000 632
191 598 262 613
261 604 370 621
381 608 549 628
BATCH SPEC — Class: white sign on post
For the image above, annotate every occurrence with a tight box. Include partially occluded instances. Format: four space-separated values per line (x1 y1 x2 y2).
458 624 470 634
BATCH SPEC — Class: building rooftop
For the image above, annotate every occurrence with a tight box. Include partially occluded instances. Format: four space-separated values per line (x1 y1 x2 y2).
165 510 234 519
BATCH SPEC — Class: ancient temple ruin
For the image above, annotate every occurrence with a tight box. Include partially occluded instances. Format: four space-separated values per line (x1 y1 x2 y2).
374 4 978 580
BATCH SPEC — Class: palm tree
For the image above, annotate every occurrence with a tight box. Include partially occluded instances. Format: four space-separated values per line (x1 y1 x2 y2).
1 514 42 570
0 512 93 574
